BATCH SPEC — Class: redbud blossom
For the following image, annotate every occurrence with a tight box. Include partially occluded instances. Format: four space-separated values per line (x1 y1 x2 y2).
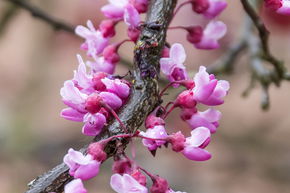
130 0 149 13
187 108 221 133
194 21 227 50
180 107 198 121
124 4 141 41
87 56 116 74
63 148 101 180
75 20 109 57
101 0 129 19
88 142 107 162
186 26 203 44
265 0 290 15
150 176 169 193
145 112 165 129
168 132 186 152
112 157 132 174
175 90 197 109
103 45 121 64
101 78 130 99
182 127 212 161
193 66 230 105
82 113 106 136
203 0 227 18
131 170 147 186
140 125 168 151
92 72 109 91
99 19 116 38
160 43 188 84
64 179 87 193
191 0 210 14
110 173 148 193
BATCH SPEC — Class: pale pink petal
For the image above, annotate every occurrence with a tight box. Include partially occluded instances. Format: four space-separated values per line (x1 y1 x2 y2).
182 146 211 161
99 92 123 109
82 113 106 136
64 179 87 193
186 127 211 147
204 0 227 18
60 80 87 105
101 4 125 19
160 58 175 76
60 108 84 122
101 78 130 99
199 108 221 123
73 55 92 90
124 4 140 28
87 57 115 74
110 174 125 192
74 160 100 180
277 1 290 15
187 115 217 133
170 43 186 64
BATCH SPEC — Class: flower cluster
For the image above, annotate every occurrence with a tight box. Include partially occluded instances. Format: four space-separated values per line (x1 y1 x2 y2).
264 0 290 15
60 0 230 192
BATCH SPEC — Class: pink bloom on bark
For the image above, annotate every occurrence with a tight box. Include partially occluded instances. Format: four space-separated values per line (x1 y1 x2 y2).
140 125 168 151
160 43 188 84
182 127 211 161
75 20 109 57
110 173 148 193
194 21 227 50
203 0 227 18
193 66 230 105
64 179 87 193
63 148 101 180
265 0 290 15
187 108 221 133
101 77 130 99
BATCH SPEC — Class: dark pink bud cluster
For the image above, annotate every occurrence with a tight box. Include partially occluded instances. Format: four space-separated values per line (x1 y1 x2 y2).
264 0 290 15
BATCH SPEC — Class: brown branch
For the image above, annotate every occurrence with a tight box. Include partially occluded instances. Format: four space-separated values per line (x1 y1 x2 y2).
5 0 74 33
240 0 286 79
25 0 177 192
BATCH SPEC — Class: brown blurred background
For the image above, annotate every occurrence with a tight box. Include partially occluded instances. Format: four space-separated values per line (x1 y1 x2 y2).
1 0 290 192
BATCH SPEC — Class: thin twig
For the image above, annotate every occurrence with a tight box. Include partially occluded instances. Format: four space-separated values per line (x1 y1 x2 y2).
240 0 285 78
5 0 74 33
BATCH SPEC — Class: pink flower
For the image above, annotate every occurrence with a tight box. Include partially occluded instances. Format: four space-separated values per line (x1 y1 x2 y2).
160 43 188 84
101 78 130 99
73 55 94 94
145 112 165 129
265 0 290 15
191 0 210 14
131 0 149 13
150 176 169 193
194 21 227 50
64 179 87 193
87 56 116 74
140 125 168 151
182 127 212 161
168 131 186 152
75 20 109 57
101 0 130 19
99 19 116 38
203 0 227 18
103 45 121 64
110 173 148 193
187 108 221 133
175 90 197 109
192 66 230 105
82 113 107 136
63 148 101 180
124 4 141 41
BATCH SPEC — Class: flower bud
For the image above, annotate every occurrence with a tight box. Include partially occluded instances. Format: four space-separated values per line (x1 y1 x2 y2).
88 142 107 162
150 176 169 193
168 132 186 152
92 72 108 91
99 19 116 38
103 45 120 64
175 90 197 109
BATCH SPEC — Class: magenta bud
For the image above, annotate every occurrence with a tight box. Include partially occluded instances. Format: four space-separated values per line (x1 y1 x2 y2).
186 26 203 44
150 176 169 193
191 0 210 13
103 45 120 64
85 94 103 114
180 107 198 121
145 115 165 129
99 19 116 38
175 90 197 109
112 157 132 174
168 131 186 152
88 142 107 162
128 27 140 42
131 170 147 186
161 46 170 58
92 72 109 91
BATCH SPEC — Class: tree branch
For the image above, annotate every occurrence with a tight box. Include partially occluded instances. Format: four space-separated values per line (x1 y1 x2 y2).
240 0 286 79
25 0 177 192
5 0 74 33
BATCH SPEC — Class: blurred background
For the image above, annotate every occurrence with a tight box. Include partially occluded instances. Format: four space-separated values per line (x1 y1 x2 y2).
1 0 290 192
